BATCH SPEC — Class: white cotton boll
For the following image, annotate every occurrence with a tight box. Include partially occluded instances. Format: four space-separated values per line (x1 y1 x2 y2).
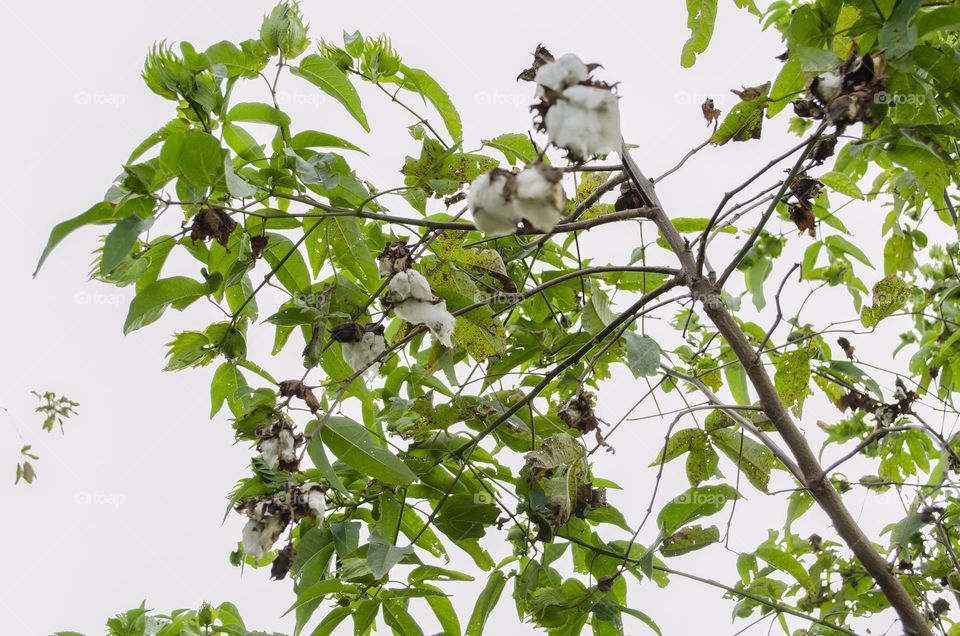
242 518 265 559
468 170 521 237
387 270 435 303
301 484 325 518
513 165 565 232
378 258 394 278
259 437 279 469
278 428 296 464
341 331 387 376
545 85 622 158
812 72 842 103
394 299 456 348
405 269 434 301
258 515 284 554
534 53 588 97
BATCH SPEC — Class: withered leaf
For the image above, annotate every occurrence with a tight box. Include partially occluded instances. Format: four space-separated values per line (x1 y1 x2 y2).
701 98 721 126
731 83 770 101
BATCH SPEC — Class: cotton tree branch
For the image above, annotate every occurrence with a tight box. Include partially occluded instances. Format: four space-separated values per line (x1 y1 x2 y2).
660 365 801 479
695 130 824 276
555 532 858 636
620 143 933 636
716 121 830 288
755 262 802 357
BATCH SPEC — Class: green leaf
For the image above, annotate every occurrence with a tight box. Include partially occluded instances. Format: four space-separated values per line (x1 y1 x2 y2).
861 275 912 328
292 55 370 131
623 333 662 377
382 600 424 636
773 349 810 417
225 102 291 127
402 66 462 142
306 433 350 497
367 534 413 579
210 362 247 417
712 83 771 145
101 214 154 275
825 234 873 268
261 232 311 295
709 428 776 492
124 276 209 334
433 494 499 541
681 0 718 68
819 171 863 199
756 545 814 592
320 416 416 485
35 201 122 276
657 484 738 536
466 570 506 636
618 606 662 636
482 133 537 166
879 0 923 58
660 524 720 557
289 130 366 154
159 129 226 188
767 57 804 118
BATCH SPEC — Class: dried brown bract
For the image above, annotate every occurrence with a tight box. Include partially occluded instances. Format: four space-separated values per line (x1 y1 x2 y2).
278 379 321 414
701 98 721 126
190 206 237 246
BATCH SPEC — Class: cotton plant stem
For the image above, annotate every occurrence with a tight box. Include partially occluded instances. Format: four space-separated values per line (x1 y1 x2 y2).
620 143 933 636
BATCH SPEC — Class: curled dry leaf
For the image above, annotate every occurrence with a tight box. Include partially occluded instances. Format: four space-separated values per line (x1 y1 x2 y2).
190 206 237 246
278 379 321 413
701 98 721 126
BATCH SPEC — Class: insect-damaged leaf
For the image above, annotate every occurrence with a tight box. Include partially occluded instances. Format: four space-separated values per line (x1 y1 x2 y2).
712 82 771 145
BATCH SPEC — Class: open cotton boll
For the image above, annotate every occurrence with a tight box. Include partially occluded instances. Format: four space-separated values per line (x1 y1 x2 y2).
242 518 265 558
534 53 588 97
387 269 434 303
468 169 521 237
341 331 387 375
300 484 325 518
513 164 565 232
278 427 297 464
242 514 283 559
545 85 622 158
258 515 285 555
259 437 280 468
393 299 456 348
812 71 843 103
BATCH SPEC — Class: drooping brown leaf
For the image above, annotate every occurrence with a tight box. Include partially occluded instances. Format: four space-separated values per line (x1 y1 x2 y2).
789 201 817 237
517 44 555 82
278 379 321 413
250 235 269 260
837 336 855 360
701 98 721 126
270 543 296 580
731 83 769 101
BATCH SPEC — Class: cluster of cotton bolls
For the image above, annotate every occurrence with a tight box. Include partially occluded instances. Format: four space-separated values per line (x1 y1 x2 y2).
240 483 326 560
378 242 456 348
467 163 566 237
531 53 621 160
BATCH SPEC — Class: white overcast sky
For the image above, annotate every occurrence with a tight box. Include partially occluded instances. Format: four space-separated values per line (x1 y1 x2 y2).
0 1 935 635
